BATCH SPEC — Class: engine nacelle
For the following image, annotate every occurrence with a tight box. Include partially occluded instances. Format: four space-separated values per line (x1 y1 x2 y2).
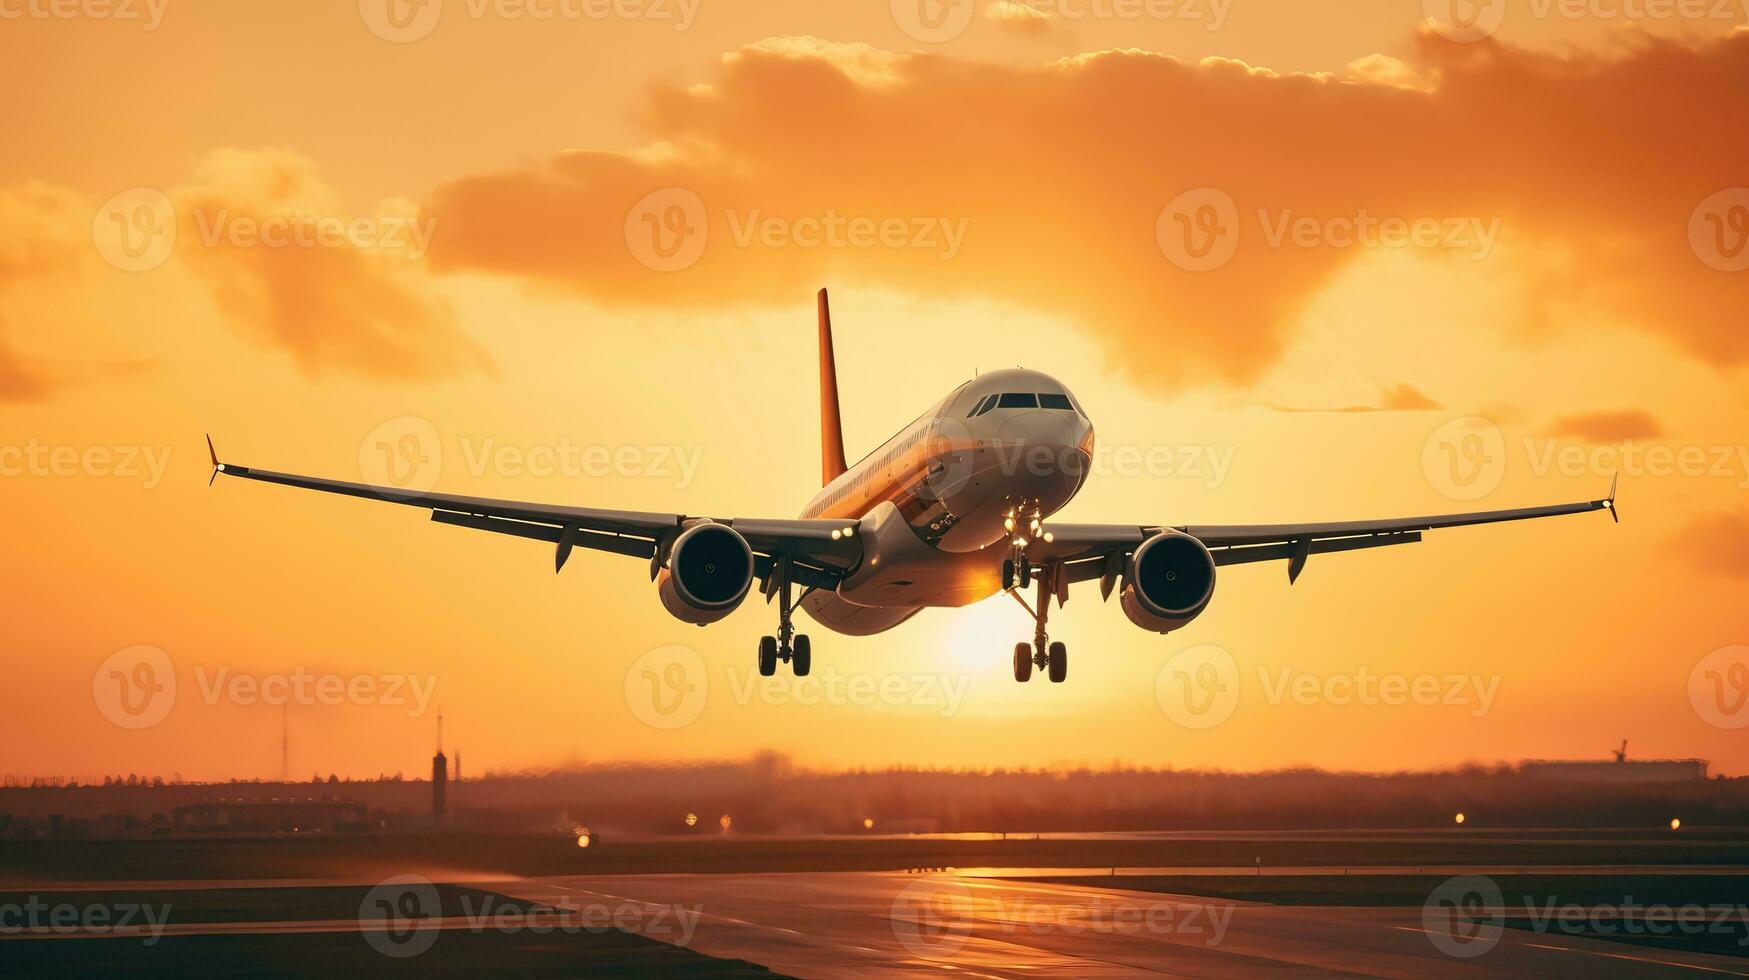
656 522 755 625
1120 530 1216 633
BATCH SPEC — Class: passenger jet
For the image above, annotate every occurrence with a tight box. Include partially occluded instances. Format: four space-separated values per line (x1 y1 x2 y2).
209 289 1617 683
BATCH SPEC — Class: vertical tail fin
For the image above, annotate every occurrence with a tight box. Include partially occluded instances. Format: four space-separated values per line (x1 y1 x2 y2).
818 288 848 486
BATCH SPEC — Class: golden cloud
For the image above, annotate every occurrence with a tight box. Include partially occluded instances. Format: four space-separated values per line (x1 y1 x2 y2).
423 31 1749 388
176 148 490 381
1674 507 1749 579
0 183 87 400
1545 409 1664 442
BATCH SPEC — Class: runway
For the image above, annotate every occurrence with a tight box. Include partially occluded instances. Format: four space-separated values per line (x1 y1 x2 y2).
500 870 1749 978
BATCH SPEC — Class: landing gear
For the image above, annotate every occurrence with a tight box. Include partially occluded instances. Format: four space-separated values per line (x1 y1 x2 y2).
1006 561 1067 683
1047 641 1067 684
758 557 816 677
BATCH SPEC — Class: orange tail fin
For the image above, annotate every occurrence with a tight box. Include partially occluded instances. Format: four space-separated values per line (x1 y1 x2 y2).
818 288 848 486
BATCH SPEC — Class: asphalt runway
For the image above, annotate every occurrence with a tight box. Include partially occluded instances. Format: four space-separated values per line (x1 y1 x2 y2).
7 834 1749 977
500 870 1749 978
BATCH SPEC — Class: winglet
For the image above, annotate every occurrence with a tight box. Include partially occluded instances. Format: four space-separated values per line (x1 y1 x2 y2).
1605 472 1620 524
205 434 222 487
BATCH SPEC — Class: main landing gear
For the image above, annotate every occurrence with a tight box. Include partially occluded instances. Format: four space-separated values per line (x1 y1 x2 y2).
758 558 813 677
1008 563 1067 684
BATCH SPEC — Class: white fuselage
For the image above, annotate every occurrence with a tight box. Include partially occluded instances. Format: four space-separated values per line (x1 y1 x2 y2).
798 368 1095 635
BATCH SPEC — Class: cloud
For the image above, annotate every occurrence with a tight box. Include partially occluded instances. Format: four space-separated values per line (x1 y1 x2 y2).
176 149 490 381
986 1 1055 34
424 31 1749 389
1673 508 1749 579
0 183 86 400
1381 383 1442 411
0 332 52 402
1545 409 1664 442
1265 382 1444 413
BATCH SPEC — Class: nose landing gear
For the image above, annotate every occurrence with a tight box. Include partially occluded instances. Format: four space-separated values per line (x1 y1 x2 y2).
758 558 814 677
1007 562 1067 683
1000 501 1056 592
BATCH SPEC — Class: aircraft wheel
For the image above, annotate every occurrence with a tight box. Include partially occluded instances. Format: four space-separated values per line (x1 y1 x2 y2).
1048 641 1067 683
758 636 778 677
1018 557 1032 589
1012 642 1033 682
792 635 812 677
1001 559 1015 591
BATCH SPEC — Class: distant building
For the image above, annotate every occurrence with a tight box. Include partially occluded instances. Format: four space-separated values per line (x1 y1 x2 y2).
1520 759 1708 783
433 713 448 818
172 798 366 833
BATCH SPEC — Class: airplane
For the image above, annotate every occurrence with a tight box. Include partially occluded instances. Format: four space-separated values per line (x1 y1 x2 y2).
208 288 1618 684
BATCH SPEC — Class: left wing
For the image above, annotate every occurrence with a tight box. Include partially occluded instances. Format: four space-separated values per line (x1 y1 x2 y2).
206 437 861 591
1033 478 1618 589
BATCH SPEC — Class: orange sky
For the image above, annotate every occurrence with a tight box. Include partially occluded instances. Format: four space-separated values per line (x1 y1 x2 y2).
2 2 1747 783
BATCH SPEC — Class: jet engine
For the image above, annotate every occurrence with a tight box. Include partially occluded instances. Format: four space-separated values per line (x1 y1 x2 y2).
1120 530 1216 633
656 522 755 625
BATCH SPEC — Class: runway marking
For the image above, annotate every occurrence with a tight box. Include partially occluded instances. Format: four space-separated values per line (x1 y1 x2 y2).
1582 948 1749 977
1395 925 1749 975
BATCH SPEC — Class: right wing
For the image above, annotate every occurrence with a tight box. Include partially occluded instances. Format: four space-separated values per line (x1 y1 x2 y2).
1030 478 1617 591
207 437 862 590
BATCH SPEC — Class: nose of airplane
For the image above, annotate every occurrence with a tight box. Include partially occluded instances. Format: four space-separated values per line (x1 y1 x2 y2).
995 410 1091 502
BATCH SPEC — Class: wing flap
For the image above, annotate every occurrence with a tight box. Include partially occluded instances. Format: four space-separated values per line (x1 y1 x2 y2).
1210 531 1422 567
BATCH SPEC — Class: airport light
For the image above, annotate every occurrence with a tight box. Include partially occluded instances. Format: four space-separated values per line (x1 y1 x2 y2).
1454 812 1465 825
576 826 592 848
719 814 732 832
1671 817 1682 831
685 812 698 827
863 817 874 830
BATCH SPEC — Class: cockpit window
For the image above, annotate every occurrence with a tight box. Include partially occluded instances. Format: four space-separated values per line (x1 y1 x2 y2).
969 392 1078 415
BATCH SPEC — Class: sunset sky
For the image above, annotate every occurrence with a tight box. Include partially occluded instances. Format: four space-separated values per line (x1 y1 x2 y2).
3 1 1747 783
